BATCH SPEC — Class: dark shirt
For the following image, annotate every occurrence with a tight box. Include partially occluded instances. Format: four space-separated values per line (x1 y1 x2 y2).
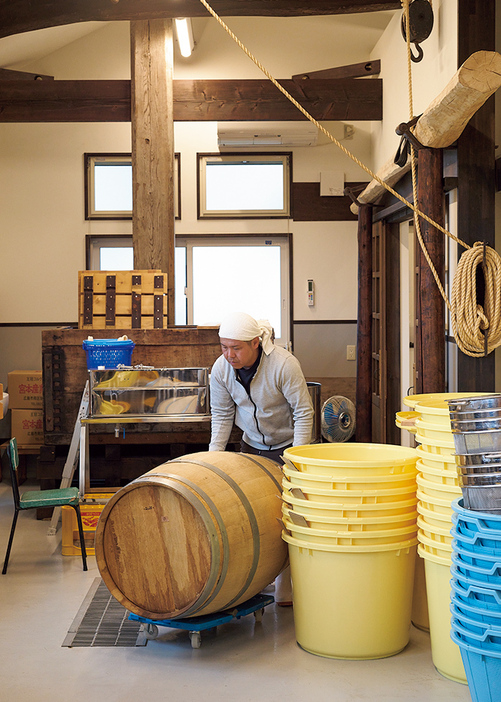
236 346 262 395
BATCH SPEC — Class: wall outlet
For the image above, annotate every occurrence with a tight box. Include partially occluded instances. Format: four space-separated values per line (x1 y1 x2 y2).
346 345 356 361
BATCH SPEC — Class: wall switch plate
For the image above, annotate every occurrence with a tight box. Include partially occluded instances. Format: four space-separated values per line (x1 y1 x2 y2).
346 345 356 361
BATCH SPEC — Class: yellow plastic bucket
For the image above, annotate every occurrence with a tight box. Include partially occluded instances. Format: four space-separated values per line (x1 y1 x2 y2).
283 531 417 659
282 479 417 505
396 410 419 433
282 504 417 532
414 432 456 455
283 443 418 476
416 490 454 517
417 531 453 558
283 491 418 518
417 460 460 487
417 516 453 546
417 473 461 500
421 552 467 683
415 418 454 443
415 444 458 472
413 399 452 426
411 553 430 632
282 465 417 491
417 501 453 529
403 392 490 409
282 503 418 535
282 517 417 546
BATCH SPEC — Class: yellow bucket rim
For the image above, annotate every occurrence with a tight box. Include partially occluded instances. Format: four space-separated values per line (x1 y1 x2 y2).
283 443 418 468
417 542 451 565
283 530 418 553
403 392 491 409
417 472 462 495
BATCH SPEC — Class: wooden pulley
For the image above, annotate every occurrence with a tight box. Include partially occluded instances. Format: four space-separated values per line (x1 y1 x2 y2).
401 0 434 63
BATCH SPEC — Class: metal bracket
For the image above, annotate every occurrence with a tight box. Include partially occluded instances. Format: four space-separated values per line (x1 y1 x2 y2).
394 114 423 166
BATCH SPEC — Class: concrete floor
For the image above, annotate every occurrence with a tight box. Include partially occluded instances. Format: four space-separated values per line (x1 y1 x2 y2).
0 479 473 702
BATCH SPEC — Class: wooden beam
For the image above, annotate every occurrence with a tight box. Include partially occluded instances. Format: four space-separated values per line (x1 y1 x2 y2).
0 67 53 80
0 2 401 39
292 182 366 221
293 59 381 81
131 20 175 323
0 78 382 122
350 50 501 212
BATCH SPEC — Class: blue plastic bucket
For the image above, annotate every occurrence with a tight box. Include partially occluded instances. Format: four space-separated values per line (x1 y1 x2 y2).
452 550 501 584
451 592 501 626
452 514 501 552
451 630 501 702
451 618 501 652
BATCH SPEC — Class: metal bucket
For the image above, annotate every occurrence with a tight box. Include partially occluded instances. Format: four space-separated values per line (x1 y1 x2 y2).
451 418 501 433
456 453 501 467
447 395 501 413
459 465 501 477
307 382 322 444
461 486 501 514
460 473 501 487
452 430 501 455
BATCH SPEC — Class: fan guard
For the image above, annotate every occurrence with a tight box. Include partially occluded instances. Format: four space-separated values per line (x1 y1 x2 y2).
321 395 356 443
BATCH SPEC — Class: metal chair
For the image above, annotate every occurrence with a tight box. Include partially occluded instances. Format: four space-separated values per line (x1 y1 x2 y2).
2 438 87 574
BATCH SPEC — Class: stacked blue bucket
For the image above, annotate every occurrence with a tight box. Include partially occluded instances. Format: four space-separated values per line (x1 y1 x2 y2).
448 394 501 701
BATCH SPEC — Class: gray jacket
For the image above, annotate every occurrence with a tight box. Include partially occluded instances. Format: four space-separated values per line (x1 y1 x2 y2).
209 345 313 451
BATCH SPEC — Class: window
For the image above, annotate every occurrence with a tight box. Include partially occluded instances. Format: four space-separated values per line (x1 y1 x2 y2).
86 234 291 346
85 153 181 220
197 153 291 219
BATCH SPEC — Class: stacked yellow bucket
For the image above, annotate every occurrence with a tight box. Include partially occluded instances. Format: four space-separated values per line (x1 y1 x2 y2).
281 443 419 660
400 392 485 683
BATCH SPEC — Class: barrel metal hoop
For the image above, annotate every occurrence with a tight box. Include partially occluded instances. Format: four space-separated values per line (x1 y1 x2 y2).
135 474 226 618
168 458 261 608
237 453 283 493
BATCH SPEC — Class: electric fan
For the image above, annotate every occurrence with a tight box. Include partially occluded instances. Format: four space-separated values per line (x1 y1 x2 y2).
320 395 356 442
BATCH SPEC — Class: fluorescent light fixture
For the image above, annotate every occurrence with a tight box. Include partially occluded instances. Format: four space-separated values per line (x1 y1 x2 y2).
175 18 194 58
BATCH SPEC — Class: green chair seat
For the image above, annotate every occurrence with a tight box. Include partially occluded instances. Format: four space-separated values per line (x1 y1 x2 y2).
20 488 80 509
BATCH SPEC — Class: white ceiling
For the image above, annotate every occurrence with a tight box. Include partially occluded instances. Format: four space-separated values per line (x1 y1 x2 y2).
0 12 396 72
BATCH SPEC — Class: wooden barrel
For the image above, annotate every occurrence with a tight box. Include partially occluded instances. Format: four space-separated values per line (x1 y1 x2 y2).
95 451 288 620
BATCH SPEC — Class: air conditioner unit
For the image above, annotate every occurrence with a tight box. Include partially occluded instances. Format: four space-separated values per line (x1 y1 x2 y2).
217 121 318 148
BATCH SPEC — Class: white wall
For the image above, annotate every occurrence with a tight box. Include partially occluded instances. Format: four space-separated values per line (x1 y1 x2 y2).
370 0 458 172
1 18 377 336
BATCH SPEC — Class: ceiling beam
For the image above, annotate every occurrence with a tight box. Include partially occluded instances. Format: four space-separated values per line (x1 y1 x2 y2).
0 1 401 39
0 67 53 80
0 78 382 122
293 59 381 81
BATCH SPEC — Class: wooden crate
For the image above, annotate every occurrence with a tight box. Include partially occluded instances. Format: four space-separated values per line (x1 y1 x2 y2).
42 327 223 445
78 270 168 329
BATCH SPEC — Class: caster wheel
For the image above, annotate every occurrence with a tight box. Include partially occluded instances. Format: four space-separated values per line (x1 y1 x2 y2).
143 623 159 640
254 608 264 623
190 631 202 649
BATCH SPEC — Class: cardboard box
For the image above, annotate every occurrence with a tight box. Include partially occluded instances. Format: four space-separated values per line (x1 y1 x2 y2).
11 409 44 446
8 370 43 409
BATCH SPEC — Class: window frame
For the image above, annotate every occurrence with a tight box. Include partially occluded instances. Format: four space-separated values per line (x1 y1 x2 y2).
84 152 181 220
197 152 292 220
85 233 292 347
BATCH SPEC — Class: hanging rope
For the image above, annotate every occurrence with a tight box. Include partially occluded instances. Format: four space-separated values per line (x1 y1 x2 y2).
198 0 501 357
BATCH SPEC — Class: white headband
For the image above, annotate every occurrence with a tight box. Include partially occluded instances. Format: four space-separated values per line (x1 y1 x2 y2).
218 312 275 355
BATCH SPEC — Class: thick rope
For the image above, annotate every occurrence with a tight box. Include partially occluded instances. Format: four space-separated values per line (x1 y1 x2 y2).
199 0 501 356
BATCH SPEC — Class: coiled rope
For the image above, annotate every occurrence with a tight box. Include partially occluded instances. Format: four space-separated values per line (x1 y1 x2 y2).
199 0 501 357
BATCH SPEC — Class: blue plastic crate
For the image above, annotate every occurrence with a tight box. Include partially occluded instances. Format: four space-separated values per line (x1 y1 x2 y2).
82 338 135 370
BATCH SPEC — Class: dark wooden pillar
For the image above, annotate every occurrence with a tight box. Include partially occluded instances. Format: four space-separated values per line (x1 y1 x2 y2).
356 204 373 442
415 147 445 394
456 0 495 391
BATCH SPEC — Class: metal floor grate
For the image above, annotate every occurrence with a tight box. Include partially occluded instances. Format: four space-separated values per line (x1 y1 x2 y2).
62 578 147 647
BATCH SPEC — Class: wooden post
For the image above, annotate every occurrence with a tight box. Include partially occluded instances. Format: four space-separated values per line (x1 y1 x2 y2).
456 0 495 391
415 148 445 394
356 204 373 442
131 19 175 323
